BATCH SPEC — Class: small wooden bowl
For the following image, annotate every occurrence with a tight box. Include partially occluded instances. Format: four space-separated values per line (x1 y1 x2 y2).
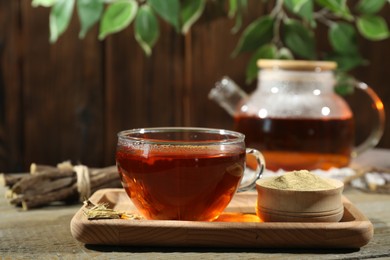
256 177 344 222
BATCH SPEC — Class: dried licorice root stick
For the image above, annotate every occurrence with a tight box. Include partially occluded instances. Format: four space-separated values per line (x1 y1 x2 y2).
347 166 390 193
21 184 78 210
11 170 75 195
0 173 27 187
5 163 77 208
2 161 122 210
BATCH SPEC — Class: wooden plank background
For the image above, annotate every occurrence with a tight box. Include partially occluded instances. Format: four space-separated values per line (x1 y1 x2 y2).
0 1 389 172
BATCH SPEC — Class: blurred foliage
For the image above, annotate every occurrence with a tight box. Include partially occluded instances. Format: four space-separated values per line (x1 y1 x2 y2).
32 0 390 94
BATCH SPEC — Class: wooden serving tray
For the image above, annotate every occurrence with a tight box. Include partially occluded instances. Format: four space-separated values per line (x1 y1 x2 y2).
70 188 373 249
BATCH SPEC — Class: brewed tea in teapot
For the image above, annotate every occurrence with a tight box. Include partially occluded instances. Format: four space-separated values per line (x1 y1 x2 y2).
209 59 385 171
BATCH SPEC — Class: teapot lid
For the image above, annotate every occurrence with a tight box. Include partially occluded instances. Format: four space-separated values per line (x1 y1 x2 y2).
257 59 337 71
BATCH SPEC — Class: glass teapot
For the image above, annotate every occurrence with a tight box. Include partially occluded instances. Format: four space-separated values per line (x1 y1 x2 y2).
209 59 385 171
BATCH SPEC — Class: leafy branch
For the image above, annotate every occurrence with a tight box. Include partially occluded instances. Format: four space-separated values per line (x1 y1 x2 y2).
32 0 390 93
231 0 390 88
33 0 206 56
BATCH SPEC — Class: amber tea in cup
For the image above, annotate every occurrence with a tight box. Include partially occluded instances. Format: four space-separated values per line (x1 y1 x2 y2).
116 127 264 221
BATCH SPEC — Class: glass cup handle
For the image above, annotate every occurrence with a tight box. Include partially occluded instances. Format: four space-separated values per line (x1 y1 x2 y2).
352 81 386 158
237 148 266 192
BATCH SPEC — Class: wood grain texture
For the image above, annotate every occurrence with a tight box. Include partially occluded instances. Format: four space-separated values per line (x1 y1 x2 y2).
348 5 390 148
0 0 23 171
20 3 105 167
103 23 185 165
0 2 389 171
70 189 373 249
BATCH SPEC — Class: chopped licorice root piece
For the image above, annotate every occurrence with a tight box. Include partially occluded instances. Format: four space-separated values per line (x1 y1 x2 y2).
83 199 143 220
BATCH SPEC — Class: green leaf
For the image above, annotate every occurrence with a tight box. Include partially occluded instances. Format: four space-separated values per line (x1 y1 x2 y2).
246 44 278 84
228 0 238 18
135 5 160 56
49 0 75 43
32 0 56 7
355 0 387 15
285 0 314 24
284 0 309 13
283 19 316 59
329 22 358 54
181 0 205 34
327 52 367 72
357 15 390 41
334 72 355 96
231 11 243 34
148 0 180 32
277 47 294 59
315 0 353 21
232 15 274 57
230 0 248 33
239 0 248 10
99 0 138 40
315 0 343 10
297 0 313 23
77 0 104 39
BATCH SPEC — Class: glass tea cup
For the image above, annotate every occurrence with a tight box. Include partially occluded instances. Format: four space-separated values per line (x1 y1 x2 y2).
116 127 265 221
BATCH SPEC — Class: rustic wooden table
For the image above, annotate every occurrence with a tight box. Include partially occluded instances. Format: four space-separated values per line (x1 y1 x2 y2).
1 149 390 259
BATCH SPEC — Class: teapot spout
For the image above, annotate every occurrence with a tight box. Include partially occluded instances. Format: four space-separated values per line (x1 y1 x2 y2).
208 76 248 116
